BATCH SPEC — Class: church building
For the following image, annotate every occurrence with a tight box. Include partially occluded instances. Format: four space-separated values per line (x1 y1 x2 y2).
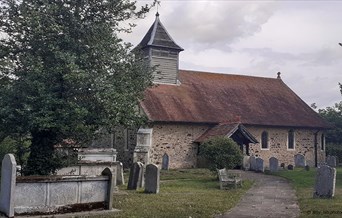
114 13 330 169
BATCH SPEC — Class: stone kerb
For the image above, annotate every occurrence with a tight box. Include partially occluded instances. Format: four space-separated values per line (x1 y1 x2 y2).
0 154 16 218
250 156 256 171
145 164 160 194
256 158 264 172
313 165 336 198
326 155 337 167
269 157 279 172
294 154 306 167
127 162 144 190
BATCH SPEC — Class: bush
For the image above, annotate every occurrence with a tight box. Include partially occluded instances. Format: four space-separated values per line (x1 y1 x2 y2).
199 136 243 172
326 143 342 164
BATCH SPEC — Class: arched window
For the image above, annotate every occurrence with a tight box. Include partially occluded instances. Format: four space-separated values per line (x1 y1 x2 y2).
288 129 295 150
261 131 269 149
321 134 325 151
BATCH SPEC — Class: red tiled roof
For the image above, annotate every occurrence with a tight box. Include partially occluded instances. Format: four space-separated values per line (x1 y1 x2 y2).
140 70 330 128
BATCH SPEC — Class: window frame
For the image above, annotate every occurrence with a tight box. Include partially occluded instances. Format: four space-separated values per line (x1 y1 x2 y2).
321 133 325 151
261 131 269 150
287 129 295 150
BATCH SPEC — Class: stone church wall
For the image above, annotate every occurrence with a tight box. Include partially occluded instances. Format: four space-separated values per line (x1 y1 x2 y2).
246 126 326 167
149 124 208 169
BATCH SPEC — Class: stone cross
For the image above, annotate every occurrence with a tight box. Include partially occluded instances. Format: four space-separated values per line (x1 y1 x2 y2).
313 165 336 198
326 155 337 168
0 154 17 217
144 164 160 194
256 158 264 172
250 156 256 171
127 162 143 190
162 153 169 170
269 157 279 172
294 154 305 167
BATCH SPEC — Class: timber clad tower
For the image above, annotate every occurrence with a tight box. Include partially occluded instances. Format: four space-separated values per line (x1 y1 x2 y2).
137 13 183 84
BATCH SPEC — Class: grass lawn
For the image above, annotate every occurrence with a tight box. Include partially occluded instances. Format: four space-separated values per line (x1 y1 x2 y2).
109 168 252 218
272 167 342 218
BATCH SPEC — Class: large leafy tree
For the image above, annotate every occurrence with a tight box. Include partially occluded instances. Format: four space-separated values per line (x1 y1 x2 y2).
0 0 154 175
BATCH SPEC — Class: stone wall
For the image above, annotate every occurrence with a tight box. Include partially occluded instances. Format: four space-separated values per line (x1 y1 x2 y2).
246 126 326 167
149 124 208 169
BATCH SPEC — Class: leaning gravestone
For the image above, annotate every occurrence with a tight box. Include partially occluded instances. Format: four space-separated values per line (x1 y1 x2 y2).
127 162 143 190
269 157 279 172
145 164 160 194
0 154 17 218
250 156 256 171
313 165 336 198
326 155 337 167
294 154 306 167
116 162 125 185
162 153 169 170
256 158 264 172
242 156 250 171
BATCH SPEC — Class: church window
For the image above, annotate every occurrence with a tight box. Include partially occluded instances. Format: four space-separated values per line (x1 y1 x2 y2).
321 134 325 151
287 129 295 150
261 131 269 149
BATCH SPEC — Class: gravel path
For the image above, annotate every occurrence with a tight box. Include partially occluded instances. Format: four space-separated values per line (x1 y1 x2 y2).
216 170 300 218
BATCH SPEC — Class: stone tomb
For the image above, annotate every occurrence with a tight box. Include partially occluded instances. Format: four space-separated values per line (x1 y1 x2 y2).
127 162 144 190
313 165 336 198
250 156 256 171
326 155 337 168
256 158 264 172
269 157 279 172
294 154 306 167
145 164 160 194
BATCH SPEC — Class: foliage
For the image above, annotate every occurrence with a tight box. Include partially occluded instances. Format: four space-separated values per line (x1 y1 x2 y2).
0 0 154 175
108 169 252 218
318 101 342 145
326 143 342 163
273 167 342 218
199 136 243 172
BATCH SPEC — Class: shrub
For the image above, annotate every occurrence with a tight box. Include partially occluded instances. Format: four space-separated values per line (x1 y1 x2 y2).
199 136 243 172
326 143 342 164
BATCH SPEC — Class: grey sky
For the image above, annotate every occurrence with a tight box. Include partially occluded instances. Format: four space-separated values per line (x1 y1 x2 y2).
121 0 342 109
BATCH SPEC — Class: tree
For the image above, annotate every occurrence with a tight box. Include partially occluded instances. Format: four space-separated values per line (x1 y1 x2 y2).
0 0 154 175
199 136 243 172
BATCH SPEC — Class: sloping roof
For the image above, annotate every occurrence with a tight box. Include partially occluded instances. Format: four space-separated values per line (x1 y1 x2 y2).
195 123 258 143
137 13 183 51
140 70 331 129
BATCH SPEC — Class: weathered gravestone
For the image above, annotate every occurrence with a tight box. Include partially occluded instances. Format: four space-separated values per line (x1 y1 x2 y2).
250 156 256 171
256 158 264 172
313 165 336 198
116 162 125 185
145 164 160 194
294 154 306 167
269 157 279 172
162 153 169 170
242 156 250 171
287 164 294 170
137 162 145 189
127 162 144 190
326 155 337 168
0 154 17 218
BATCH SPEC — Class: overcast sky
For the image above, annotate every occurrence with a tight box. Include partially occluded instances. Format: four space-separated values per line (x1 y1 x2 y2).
121 0 342 109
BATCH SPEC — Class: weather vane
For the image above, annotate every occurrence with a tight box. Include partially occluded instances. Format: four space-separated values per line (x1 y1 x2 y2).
156 0 161 16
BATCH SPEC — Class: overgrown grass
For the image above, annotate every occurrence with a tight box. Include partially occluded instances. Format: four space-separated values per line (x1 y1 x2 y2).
109 168 252 218
273 167 342 218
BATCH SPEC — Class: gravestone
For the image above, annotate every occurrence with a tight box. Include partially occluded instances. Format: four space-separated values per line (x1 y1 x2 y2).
137 162 145 188
127 162 143 190
242 156 250 171
326 155 337 167
162 153 169 170
0 154 17 217
287 164 294 170
116 162 125 185
269 157 279 172
256 158 264 172
145 164 160 194
294 154 306 167
313 165 336 198
250 156 256 171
